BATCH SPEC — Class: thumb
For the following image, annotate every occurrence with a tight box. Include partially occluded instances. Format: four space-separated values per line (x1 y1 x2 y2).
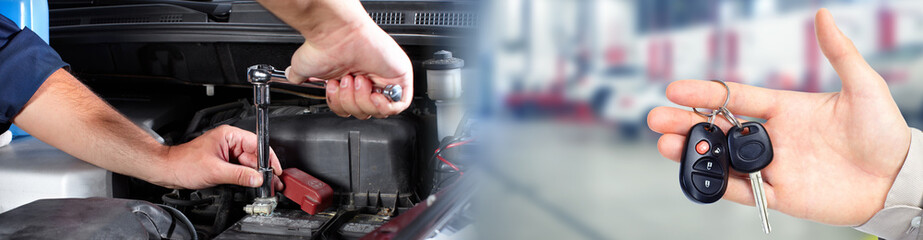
215 162 263 188
815 8 888 96
284 66 307 84
290 43 344 80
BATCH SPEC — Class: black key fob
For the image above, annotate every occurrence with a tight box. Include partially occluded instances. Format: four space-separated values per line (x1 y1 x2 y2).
680 122 729 204
727 122 773 173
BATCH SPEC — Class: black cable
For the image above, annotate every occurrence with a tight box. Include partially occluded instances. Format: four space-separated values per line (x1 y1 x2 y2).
430 137 467 194
430 138 459 170
430 137 466 169
433 171 462 192
157 204 198 240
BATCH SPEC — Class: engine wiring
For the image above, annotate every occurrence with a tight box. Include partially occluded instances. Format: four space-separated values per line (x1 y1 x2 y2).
157 204 199 240
429 111 478 194
430 136 475 194
434 138 474 175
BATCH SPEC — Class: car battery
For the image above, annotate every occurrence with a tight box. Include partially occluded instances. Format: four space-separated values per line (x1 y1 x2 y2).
215 209 335 239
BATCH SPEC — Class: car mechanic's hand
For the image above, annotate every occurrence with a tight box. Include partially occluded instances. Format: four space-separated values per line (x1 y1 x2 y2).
158 125 284 190
257 0 413 119
647 8 911 226
16 68 285 191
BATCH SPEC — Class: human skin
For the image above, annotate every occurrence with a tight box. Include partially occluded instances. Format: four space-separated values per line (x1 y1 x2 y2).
257 0 414 119
12 0 415 189
647 9 910 226
14 69 284 190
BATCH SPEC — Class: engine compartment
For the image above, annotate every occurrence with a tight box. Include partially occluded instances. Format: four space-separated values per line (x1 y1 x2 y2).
72 68 464 239
173 99 429 238
0 1 477 239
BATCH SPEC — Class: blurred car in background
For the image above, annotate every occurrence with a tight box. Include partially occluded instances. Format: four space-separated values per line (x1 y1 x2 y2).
592 65 672 139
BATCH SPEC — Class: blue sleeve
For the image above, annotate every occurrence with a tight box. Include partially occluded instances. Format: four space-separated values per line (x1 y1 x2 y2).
0 15 69 133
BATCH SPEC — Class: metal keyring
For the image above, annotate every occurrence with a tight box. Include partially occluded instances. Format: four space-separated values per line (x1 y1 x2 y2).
709 80 743 129
692 80 732 131
693 107 718 130
693 107 716 118
712 80 731 109
719 106 743 129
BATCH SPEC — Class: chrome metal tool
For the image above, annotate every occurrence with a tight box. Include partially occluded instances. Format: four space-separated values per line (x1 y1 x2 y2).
245 64 403 102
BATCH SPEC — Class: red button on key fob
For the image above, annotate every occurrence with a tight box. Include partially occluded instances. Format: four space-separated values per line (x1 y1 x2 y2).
695 140 709 155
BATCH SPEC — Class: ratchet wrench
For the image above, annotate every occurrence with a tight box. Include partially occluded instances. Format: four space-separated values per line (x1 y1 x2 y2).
246 64 403 102
243 64 403 215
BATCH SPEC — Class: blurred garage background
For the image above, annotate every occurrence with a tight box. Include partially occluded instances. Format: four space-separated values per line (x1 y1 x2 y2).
470 0 923 239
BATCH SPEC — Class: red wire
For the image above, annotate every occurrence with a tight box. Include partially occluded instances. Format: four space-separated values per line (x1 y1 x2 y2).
437 155 462 175
444 139 474 149
434 138 475 175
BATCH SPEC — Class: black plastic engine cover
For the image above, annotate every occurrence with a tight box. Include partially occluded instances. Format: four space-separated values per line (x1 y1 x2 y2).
234 112 417 209
0 198 194 239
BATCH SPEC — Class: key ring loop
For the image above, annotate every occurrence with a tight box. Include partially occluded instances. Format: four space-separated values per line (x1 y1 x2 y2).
692 80 732 131
693 107 718 130
712 80 731 109
693 107 715 118
719 106 743 129
710 80 743 129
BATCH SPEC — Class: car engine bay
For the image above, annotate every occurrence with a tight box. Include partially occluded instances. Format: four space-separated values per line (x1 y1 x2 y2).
0 0 478 239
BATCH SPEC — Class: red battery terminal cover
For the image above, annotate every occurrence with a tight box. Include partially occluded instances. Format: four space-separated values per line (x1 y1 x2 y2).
280 168 334 215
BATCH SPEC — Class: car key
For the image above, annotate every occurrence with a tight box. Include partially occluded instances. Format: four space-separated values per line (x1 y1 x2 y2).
679 122 730 204
725 114 773 234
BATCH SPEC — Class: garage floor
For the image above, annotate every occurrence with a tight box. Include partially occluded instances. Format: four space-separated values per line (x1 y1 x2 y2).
473 121 872 240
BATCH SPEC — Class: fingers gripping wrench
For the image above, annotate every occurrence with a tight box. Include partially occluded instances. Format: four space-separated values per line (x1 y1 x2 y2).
243 64 402 215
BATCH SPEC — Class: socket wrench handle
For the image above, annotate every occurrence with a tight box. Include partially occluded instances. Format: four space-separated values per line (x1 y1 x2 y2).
247 64 403 102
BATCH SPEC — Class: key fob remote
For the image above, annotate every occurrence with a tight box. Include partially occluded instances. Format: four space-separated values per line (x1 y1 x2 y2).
680 122 730 204
727 122 773 173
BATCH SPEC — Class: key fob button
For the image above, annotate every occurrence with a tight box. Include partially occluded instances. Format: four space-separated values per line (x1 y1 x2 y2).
692 173 723 195
738 141 764 161
693 158 723 176
695 140 709 155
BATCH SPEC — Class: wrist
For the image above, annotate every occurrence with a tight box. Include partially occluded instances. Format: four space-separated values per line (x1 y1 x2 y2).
880 128 923 208
143 145 179 189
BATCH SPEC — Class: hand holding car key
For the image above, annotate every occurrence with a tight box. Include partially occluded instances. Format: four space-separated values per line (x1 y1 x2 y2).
680 80 773 234
720 105 773 234
651 10 918 239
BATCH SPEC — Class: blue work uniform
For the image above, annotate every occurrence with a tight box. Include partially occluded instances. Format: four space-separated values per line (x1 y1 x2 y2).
0 15 68 133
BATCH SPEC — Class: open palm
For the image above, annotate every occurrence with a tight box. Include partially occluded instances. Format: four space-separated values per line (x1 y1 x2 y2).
647 9 911 226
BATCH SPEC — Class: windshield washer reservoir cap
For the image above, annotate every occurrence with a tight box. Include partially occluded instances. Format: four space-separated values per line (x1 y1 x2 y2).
423 50 465 70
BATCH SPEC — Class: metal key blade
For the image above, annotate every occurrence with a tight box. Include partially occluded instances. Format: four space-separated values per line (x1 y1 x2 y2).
749 171 771 234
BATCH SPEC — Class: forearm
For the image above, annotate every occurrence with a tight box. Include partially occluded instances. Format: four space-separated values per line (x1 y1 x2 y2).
12 68 169 184
256 0 371 43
